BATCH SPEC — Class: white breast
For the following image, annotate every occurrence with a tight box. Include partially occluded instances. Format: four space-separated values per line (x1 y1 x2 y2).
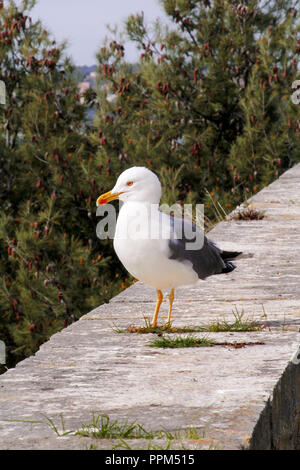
113 202 198 289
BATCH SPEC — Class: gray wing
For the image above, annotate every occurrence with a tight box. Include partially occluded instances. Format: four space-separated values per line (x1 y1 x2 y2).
167 215 239 280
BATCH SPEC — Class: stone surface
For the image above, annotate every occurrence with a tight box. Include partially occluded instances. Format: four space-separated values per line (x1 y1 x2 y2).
0 165 300 450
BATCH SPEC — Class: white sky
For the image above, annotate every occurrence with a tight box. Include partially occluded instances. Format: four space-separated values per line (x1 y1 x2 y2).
30 0 169 66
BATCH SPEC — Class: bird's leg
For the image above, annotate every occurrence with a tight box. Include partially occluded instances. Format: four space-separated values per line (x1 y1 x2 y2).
166 288 175 327
151 289 163 328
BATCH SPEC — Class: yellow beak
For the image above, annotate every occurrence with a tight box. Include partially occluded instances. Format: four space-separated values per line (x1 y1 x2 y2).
96 190 123 206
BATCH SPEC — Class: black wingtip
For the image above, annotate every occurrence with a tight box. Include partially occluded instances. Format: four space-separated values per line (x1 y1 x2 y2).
221 250 243 261
222 261 237 273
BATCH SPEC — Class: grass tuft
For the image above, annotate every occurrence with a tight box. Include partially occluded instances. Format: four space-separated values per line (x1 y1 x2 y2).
75 413 207 449
118 324 208 334
201 307 263 332
115 308 263 335
149 335 215 349
149 335 265 349
76 413 154 440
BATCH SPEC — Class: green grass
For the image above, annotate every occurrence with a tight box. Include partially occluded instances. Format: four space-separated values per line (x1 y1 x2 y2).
76 413 157 440
77 413 206 442
200 307 263 332
115 308 263 335
149 335 215 349
43 414 74 437
149 336 265 349
6 410 223 450
75 413 211 450
36 412 211 450
115 324 208 334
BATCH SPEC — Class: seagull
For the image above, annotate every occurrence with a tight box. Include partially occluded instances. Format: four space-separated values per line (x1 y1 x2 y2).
96 167 241 327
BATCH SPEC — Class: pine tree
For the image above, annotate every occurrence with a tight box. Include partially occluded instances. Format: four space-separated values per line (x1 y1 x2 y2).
93 0 300 219
229 7 300 194
0 0 127 370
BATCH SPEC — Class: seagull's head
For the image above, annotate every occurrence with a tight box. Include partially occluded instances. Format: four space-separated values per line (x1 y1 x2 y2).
96 166 162 206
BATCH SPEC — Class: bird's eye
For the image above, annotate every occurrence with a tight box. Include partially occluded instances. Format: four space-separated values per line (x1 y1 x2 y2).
127 181 134 186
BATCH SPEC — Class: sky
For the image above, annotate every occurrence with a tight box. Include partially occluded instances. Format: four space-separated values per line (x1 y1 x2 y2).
30 0 170 66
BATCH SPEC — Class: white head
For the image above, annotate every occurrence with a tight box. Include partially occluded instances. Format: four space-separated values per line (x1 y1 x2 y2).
97 167 162 206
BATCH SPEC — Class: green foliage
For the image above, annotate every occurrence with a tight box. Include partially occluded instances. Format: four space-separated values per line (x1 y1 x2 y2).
0 0 129 369
93 0 300 219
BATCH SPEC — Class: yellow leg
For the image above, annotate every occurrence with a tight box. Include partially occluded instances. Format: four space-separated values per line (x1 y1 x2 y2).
151 289 163 327
166 288 175 326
